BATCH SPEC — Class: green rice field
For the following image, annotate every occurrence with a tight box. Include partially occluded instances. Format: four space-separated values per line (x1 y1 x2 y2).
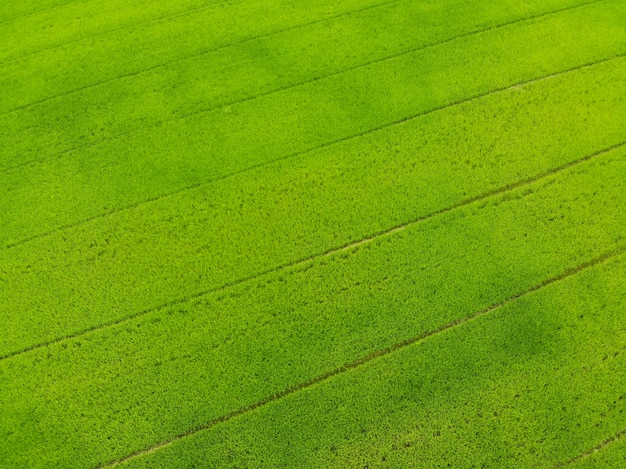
1 0 625 467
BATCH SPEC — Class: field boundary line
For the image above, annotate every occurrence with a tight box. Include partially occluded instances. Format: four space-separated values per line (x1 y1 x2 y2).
0 0 404 117
553 427 626 467
95 244 626 468
1 139 623 363
2 51 625 253
2 0 607 175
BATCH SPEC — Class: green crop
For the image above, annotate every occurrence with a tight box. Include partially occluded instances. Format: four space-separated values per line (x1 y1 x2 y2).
568 437 626 468
116 254 626 468
1 1 625 246
2 138 625 468
2 56 625 359
1 0 625 467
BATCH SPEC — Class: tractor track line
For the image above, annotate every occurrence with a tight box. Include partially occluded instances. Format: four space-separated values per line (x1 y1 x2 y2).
2 52 624 253
1 139 623 363
553 427 626 467
96 244 626 468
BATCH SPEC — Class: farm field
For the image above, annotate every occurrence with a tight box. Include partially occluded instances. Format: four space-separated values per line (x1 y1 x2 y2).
1 0 625 467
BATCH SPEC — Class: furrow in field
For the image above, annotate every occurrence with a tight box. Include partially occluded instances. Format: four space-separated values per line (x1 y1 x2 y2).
103 246 626 468
0 0 403 115
2 9 625 250
3 0 611 173
113 255 626 468
2 139 622 363
1 146 625 468
0 57 624 358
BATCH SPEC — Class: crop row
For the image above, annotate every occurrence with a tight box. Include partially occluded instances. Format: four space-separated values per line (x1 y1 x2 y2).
1 140 625 468
1 58 625 357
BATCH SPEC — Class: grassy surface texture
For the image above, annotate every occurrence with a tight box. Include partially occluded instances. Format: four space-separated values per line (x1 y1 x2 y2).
1 0 625 468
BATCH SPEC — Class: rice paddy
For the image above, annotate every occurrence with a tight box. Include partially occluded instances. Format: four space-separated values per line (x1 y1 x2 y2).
1 0 625 467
